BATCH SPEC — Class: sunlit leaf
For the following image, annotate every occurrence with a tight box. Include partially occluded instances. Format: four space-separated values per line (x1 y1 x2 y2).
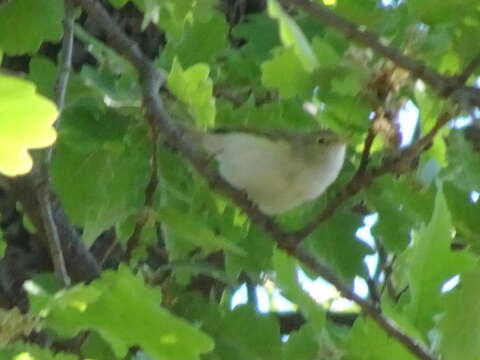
261 47 315 99
167 58 216 127
0 74 57 176
32 266 214 360
267 0 319 72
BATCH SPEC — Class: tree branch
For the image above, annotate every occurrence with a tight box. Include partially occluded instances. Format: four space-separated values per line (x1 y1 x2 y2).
72 1 436 359
3 3 101 284
285 0 480 108
54 0 75 113
7 175 101 283
36 0 77 288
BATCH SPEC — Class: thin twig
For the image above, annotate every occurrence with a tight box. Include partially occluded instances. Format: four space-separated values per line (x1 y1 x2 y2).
357 127 376 175
125 143 159 261
46 0 75 166
125 85 161 261
7 174 101 282
37 0 76 288
55 1 75 113
285 0 480 107
73 1 436 359
36 189 70 287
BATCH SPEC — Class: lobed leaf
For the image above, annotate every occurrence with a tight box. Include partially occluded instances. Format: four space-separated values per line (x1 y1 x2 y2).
0 74 57 176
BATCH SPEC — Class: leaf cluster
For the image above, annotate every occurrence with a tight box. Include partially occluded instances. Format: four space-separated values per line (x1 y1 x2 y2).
1 0 480 359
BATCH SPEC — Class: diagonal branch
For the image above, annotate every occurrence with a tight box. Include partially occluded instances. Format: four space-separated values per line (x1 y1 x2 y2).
285 0 480 108
72 1 436 359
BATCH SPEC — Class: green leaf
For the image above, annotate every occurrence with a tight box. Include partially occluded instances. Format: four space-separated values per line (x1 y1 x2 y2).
81 331 118 360
167 59 216 127
407 0 478 25
367 177 434 253
153 0 218 40
0 0 63 54
436 266 480 360
232 14 279 61
225 224 274 278
33 266 214 360
316 92 370 133
74 24 134 75
273 249 326 330
27 56 57 100
424 135 447 166
414 86 448 165
175 298 281 360
401 185 476 333
161 11 228 67
157 207 246 256
312 36 342 68
346 317 416 360
444 131 480 192
80 65 141 107
0 74 57 176
138 0 160 30
51 100 150 244
210 305 282 360
443 183 480 251
28 55 93 105
331 74 362 96
261 47 315 99
267 0 319 73
307 210 372 282
416 158 442 187
282 325 320 360
74 25 140 106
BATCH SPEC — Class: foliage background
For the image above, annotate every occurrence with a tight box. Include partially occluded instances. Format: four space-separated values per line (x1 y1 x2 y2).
1 0 480 359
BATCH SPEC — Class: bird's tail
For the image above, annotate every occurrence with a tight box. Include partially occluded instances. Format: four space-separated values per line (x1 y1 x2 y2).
181 128 224 155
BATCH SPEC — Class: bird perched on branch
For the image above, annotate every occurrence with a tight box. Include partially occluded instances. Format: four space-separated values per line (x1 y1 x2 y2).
189 129 347 214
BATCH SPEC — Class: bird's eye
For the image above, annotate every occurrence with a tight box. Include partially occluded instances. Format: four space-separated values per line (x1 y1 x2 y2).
317 137 326 144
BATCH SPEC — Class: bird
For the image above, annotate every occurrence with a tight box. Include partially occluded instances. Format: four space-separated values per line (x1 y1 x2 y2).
189 129 347 215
